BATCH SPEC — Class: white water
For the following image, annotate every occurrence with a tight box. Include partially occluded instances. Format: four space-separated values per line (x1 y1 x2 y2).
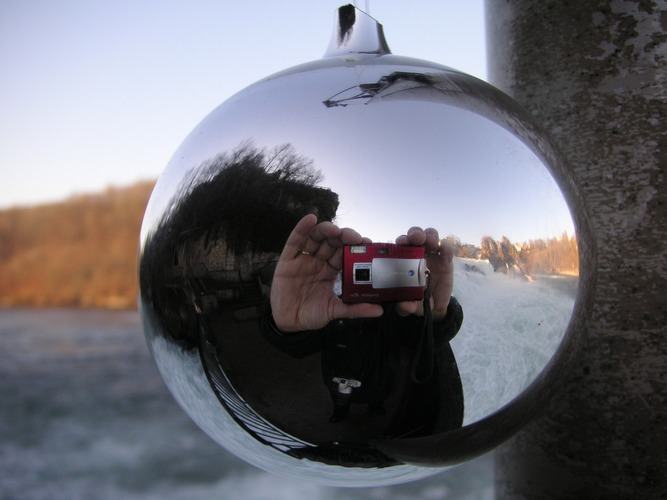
451 258 576 424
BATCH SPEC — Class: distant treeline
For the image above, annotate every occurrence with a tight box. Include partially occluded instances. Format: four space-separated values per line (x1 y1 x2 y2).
0 181 155 309
450 233 579 276
0 180 577 309
516 234 579 276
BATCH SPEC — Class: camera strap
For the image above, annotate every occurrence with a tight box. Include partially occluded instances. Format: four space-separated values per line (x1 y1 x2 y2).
409 274 434 384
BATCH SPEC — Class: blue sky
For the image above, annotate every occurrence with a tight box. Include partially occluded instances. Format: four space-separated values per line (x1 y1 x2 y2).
0 1 487 209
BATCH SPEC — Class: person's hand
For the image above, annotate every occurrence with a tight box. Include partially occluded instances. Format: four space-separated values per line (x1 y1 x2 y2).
270 214 383 332
395 227 454 321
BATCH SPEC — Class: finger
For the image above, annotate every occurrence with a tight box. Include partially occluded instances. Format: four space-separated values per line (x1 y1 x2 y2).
339 227 364 245
298 220 342 259
280 214 318 260
305 222 341 255
440 239 455 261
430 237 454 263
324 245 344 272
311 223 347 263
332 301 384 321
424 228 441 250
312 226 363 265
309 220 341 243
406 226 426 246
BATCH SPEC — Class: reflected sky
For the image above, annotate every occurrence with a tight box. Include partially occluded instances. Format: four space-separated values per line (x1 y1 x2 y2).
305 100 572 244
145 61 574 248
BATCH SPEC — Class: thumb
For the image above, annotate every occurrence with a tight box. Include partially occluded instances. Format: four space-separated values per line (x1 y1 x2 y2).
332 302 384 321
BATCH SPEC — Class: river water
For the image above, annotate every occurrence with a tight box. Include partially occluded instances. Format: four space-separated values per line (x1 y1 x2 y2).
0 308 493 499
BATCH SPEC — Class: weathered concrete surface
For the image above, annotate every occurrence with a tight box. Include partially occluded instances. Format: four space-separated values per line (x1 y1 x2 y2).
486 0 667 497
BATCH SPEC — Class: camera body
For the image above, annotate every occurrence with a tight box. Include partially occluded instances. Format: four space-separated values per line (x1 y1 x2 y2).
341 243 427 303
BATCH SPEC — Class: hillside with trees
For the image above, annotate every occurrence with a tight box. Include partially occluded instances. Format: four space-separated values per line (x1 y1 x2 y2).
0 181 154 309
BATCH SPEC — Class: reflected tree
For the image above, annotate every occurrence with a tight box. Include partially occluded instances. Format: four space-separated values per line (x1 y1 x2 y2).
164 142 334 255
140 142 339 347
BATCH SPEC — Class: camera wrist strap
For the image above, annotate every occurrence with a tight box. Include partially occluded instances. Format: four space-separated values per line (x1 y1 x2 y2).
409 276 434 384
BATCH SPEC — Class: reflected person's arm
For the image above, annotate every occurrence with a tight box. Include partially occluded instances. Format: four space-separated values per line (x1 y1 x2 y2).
270 214 383 332
259 300 327 358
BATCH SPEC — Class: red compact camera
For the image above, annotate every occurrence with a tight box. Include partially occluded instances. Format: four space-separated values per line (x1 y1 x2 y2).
341 243 427 303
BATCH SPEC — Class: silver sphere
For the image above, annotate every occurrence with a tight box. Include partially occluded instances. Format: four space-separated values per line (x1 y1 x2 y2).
139 6 579 486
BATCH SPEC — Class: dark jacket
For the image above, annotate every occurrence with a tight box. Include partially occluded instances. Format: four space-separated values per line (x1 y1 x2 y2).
260 297 464 437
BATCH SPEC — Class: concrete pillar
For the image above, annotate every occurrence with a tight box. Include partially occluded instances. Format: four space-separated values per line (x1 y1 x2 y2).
486 1 667 497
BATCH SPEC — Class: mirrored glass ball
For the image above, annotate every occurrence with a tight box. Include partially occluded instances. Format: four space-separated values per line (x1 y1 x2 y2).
139 7 578 487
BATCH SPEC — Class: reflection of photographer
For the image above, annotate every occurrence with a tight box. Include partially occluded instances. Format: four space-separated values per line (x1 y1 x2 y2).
261 214 463 436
